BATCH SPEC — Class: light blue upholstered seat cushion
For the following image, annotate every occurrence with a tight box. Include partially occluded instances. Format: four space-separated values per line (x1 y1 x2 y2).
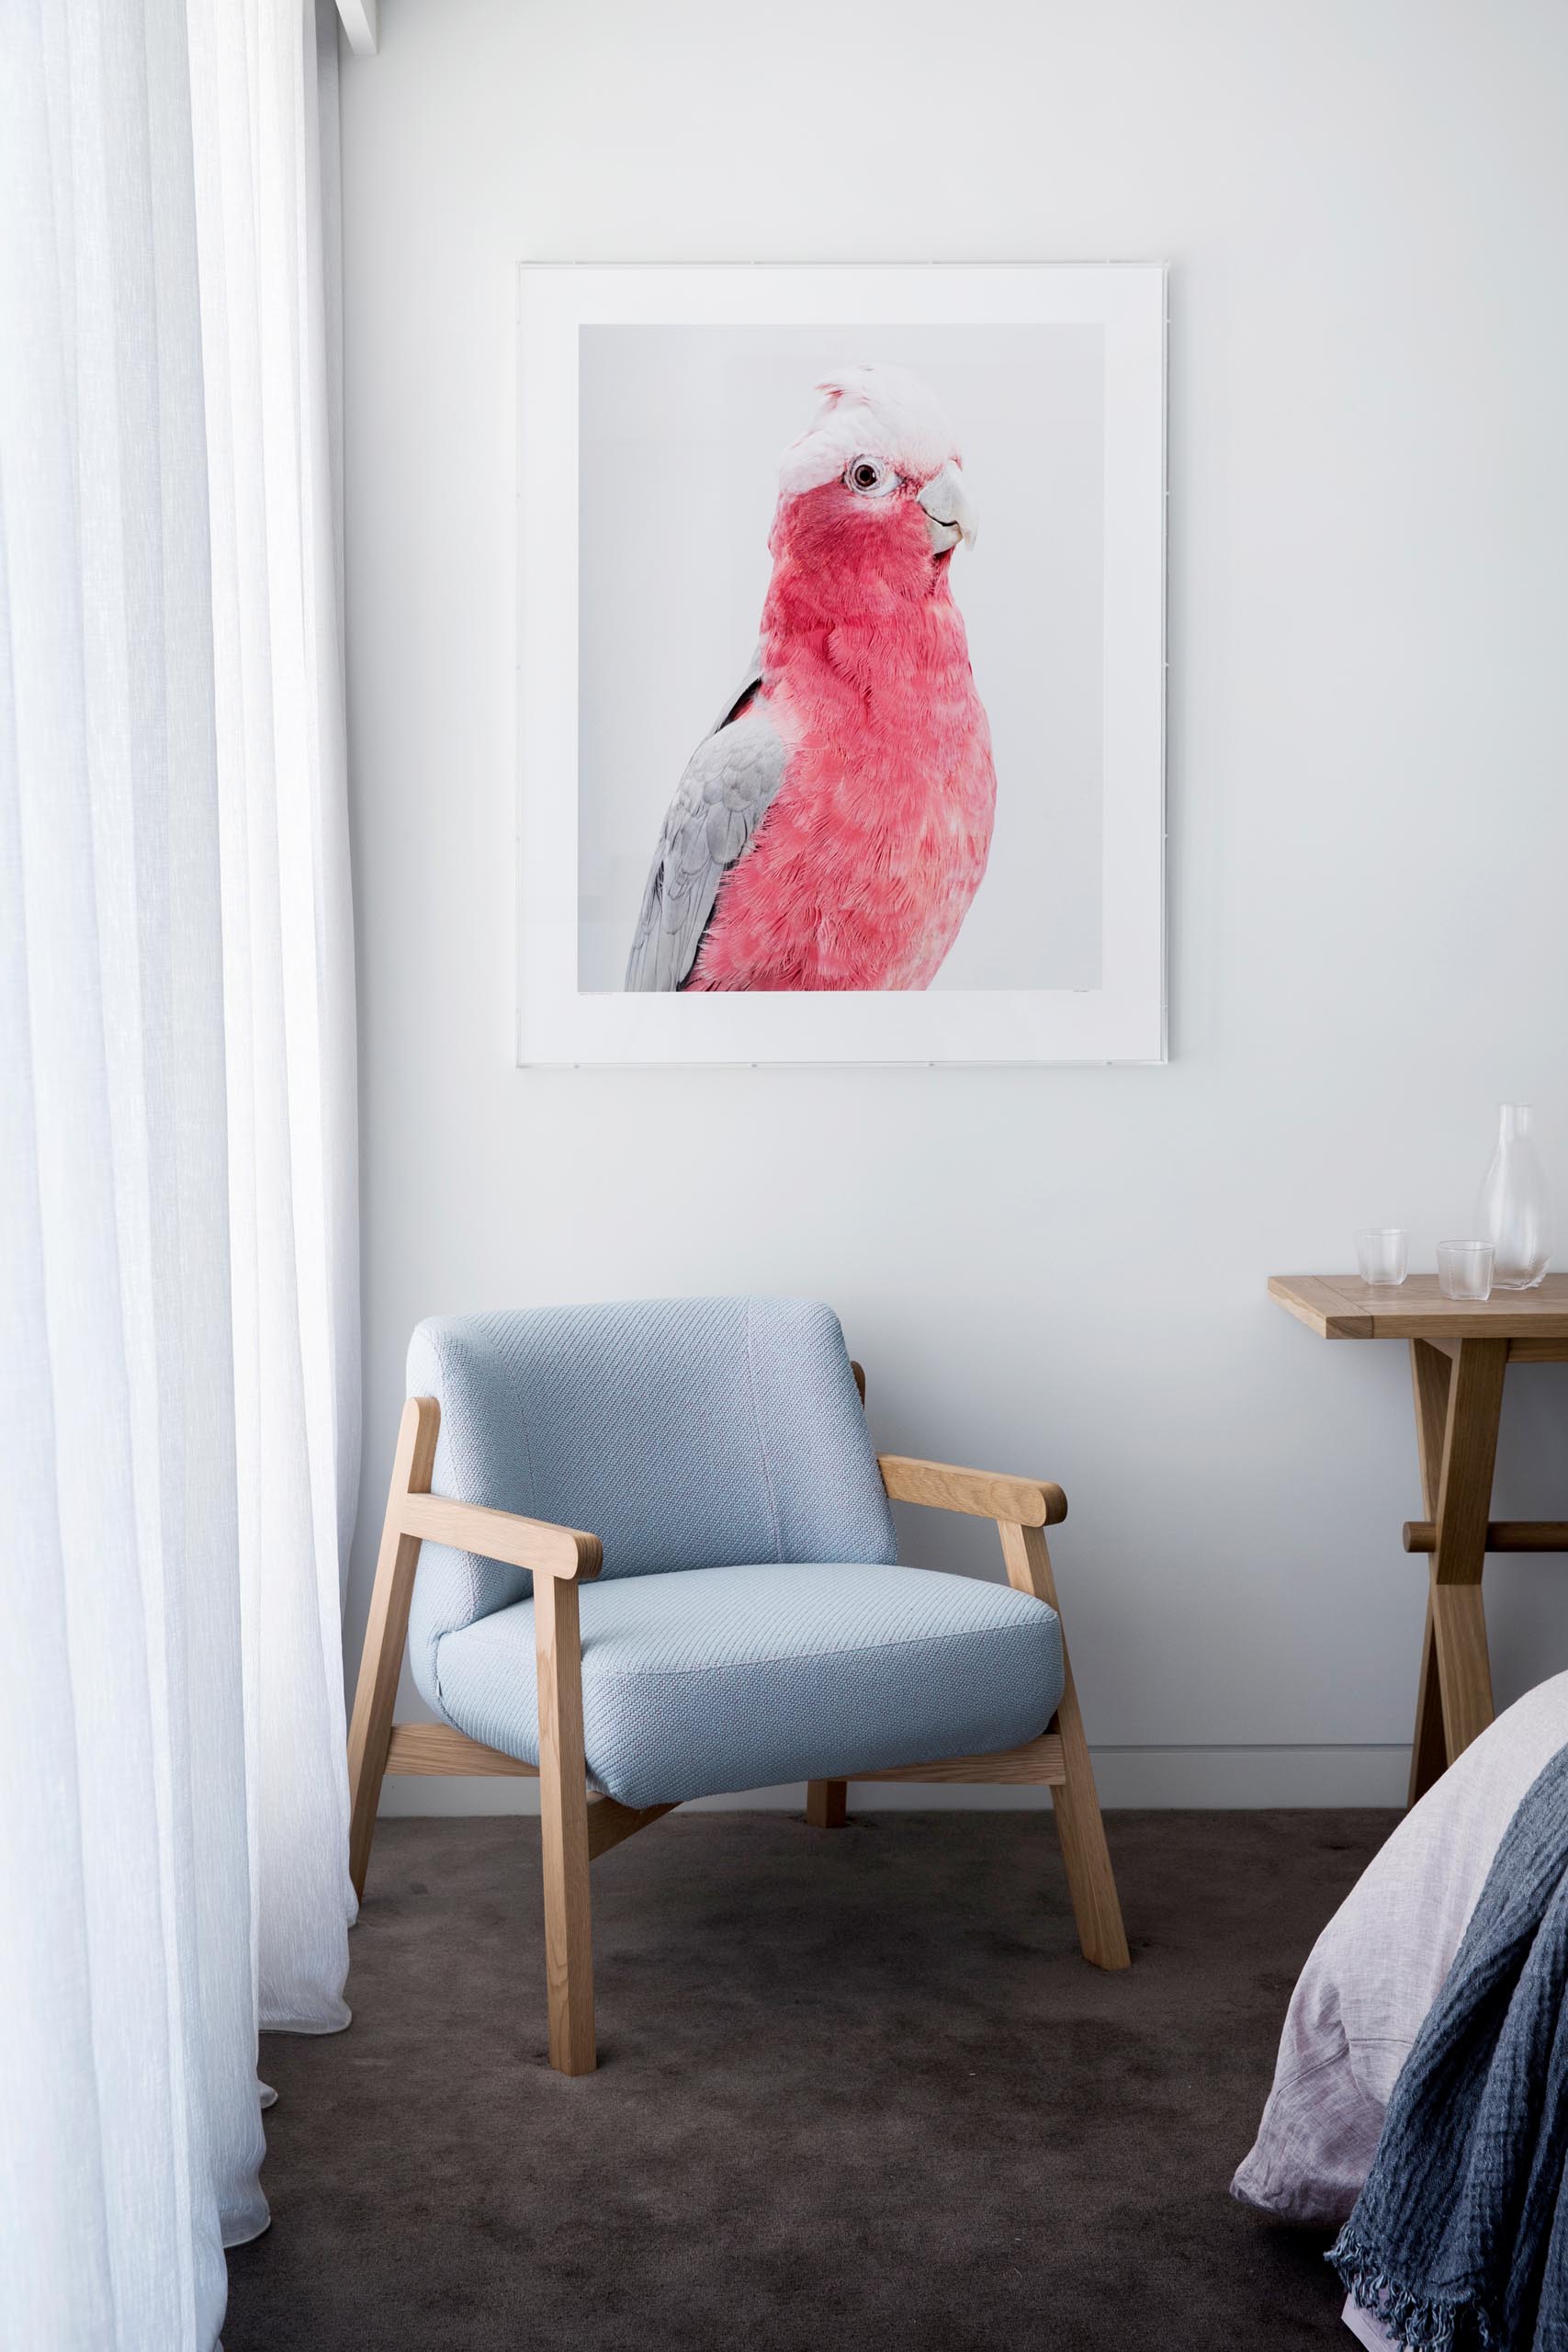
430 1561 1065 1808
405 1298 896 1712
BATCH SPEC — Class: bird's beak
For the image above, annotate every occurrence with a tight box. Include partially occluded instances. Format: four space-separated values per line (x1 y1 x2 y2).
918 461 977 556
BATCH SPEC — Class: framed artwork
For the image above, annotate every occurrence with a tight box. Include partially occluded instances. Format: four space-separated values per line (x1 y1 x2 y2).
516 263 1166 1065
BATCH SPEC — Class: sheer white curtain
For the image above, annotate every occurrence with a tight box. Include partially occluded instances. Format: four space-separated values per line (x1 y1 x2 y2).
0 0 358 2343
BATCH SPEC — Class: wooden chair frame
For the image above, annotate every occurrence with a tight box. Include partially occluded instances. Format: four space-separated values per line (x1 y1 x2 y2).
346 1372 1129 2076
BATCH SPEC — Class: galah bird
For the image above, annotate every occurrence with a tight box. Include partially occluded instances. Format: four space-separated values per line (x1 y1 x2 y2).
625 364 995 992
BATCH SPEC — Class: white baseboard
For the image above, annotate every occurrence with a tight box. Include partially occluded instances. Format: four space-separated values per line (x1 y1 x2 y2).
376 1743 1411 1816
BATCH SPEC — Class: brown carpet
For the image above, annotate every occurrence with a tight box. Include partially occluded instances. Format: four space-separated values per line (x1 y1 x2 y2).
224 1807 1395 2351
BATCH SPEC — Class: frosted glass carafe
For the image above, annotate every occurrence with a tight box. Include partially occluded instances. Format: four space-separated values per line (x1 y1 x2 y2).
1476 1102 1553 1289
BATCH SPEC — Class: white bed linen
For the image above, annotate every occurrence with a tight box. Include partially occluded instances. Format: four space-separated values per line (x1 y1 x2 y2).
1233 1673 1568 2229
1341 2292 1397 2348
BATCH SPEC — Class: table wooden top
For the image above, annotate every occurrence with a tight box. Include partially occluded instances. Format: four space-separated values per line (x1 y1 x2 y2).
1269 1272 1568 1342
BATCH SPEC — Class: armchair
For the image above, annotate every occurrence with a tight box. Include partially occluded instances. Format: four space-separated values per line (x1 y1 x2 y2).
347 1298 1127 2076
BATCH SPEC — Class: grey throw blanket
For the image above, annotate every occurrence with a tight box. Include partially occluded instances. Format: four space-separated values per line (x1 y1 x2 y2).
1330 1743 1568 2351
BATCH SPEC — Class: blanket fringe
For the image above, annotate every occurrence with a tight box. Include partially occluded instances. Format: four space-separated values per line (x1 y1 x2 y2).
1328 2229 1501 2352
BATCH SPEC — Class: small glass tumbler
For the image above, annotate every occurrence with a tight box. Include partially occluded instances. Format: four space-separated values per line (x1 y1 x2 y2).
1437 1240 1494 1302
1355 1228 1410 1287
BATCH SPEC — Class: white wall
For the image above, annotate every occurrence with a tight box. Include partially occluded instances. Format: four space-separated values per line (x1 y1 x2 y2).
339 0 1568 1810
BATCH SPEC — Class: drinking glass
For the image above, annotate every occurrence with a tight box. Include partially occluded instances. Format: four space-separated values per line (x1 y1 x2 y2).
1437 1240 1494 1301
1355 1228 1409 1286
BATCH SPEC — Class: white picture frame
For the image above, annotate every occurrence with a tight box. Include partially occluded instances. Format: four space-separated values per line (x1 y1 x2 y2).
517 262 1167 1066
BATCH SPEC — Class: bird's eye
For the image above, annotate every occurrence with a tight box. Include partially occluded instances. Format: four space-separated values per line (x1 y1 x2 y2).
844 456 898 498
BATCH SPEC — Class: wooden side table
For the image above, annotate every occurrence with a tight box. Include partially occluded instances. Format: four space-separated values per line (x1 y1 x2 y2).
1269 1273 1568 1804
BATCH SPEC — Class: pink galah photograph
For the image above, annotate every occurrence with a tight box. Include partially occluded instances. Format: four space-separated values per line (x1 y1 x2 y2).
517 264 1167 1064
625 366 997 995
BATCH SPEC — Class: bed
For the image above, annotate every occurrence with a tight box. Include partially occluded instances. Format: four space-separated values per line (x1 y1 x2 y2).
1232 1672 1568 2346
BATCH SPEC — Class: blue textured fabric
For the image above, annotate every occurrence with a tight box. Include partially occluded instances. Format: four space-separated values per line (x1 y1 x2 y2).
404 1298 896 1708
431 1561 1065 1807
1330 1744 1568 2351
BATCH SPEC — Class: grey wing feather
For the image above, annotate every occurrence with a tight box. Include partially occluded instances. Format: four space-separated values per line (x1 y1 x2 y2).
624 673 789 992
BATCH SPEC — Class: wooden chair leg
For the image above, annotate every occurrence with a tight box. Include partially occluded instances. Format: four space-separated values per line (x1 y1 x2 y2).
807 1779 847 1827
999 1520 1130 1971
1046 1737 1130 1972
346 1396 439 1901
534 1575 596 2075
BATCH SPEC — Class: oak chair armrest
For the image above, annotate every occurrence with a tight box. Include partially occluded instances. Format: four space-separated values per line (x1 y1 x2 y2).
877 1453 1067 1529
398 1492 603 1582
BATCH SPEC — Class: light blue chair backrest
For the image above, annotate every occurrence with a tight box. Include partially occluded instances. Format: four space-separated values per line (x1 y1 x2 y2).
405 1296 897 1708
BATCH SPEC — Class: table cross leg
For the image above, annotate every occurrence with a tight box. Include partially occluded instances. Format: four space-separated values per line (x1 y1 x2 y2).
1406 1336 1507 1805
1407 1340 1451 1804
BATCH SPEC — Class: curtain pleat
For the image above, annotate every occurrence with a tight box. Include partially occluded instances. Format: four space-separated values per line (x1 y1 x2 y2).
0 2 358 2344
186 0 358 2041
